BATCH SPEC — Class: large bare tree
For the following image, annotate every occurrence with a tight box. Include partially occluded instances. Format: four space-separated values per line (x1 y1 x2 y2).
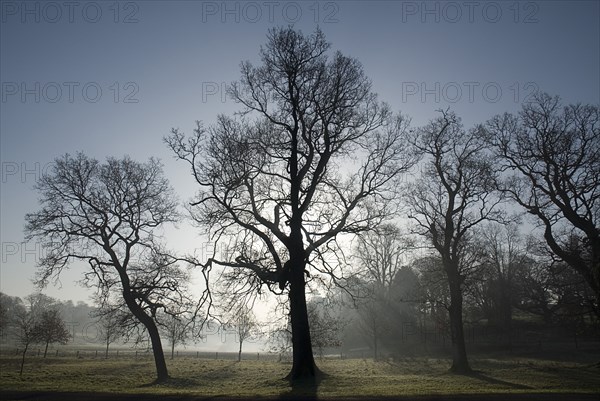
486 93 599 317
25 153 185 382
406 110 503 373
166 27 415 380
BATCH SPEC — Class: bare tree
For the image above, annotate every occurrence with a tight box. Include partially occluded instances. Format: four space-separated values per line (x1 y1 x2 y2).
405 110 503 373
22 293 68 357
7 293 58 368
166 27 415 380
227 306 258 362
162 313 193 360
307 298 343 359
267 324 292 362
94 308 127 359
412 256 450 323
34 309 70 357
14 299 35 376
355 224 411 298
516 241 597 326
355 290 386 360
486 92 599 317
26 293 59 315
24 153 186 382
475 223 528 334
0 293 19 339
353 224 410 359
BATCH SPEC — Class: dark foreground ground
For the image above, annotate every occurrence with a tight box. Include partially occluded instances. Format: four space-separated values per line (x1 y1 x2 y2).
1 351 599 401
1 391 599 401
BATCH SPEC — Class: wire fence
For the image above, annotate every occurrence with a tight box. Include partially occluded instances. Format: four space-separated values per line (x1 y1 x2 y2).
0 347 291 361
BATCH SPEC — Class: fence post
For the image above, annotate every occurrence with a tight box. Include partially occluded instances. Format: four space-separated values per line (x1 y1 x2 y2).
257 352 259 360
135 350 138 358
177 351 179 358
76 350 79 358
56 349 59 357
95 350 98 358
117 350 119 357
37 349 41 356
15 348 19 355
196 351 199 358
215 352 218 360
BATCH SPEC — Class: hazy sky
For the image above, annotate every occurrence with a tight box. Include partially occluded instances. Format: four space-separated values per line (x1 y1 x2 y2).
1 0 599 304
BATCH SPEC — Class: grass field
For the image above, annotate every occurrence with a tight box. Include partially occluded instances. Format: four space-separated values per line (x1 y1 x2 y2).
1 353 599 399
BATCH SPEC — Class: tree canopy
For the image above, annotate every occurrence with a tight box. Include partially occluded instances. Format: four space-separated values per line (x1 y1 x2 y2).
167 27 416 380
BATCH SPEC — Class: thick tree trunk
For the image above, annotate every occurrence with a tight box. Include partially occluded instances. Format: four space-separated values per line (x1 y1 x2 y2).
238 341 242 362
286 261 320 381
447 276 471 374
123 293 169 382
44 340 49 358
105 339 110 359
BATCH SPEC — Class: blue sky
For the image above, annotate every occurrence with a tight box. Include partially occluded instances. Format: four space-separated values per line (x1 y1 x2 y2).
1 0 599 304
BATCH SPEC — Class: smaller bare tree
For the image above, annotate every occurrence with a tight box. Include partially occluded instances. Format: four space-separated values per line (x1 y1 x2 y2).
0 293 24 340
356 289 388 360
95 309 127 359
162 314 192 360
34 309 70 358
14 306 36 376
307 299 344 359
268 325 292 362
353 224 411 360
227 306 258 362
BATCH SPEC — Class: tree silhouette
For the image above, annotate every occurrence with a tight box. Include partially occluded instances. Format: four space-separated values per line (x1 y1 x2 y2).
486 92 599 317
94 308 127 359
307 299 343 359
475 222 528 339
229 306 257 362
13 301 34 376
25 153 183 382
166 27 415 380
162 313 193 360
34 309 70 357
353 224 410 359
406 110 503 373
